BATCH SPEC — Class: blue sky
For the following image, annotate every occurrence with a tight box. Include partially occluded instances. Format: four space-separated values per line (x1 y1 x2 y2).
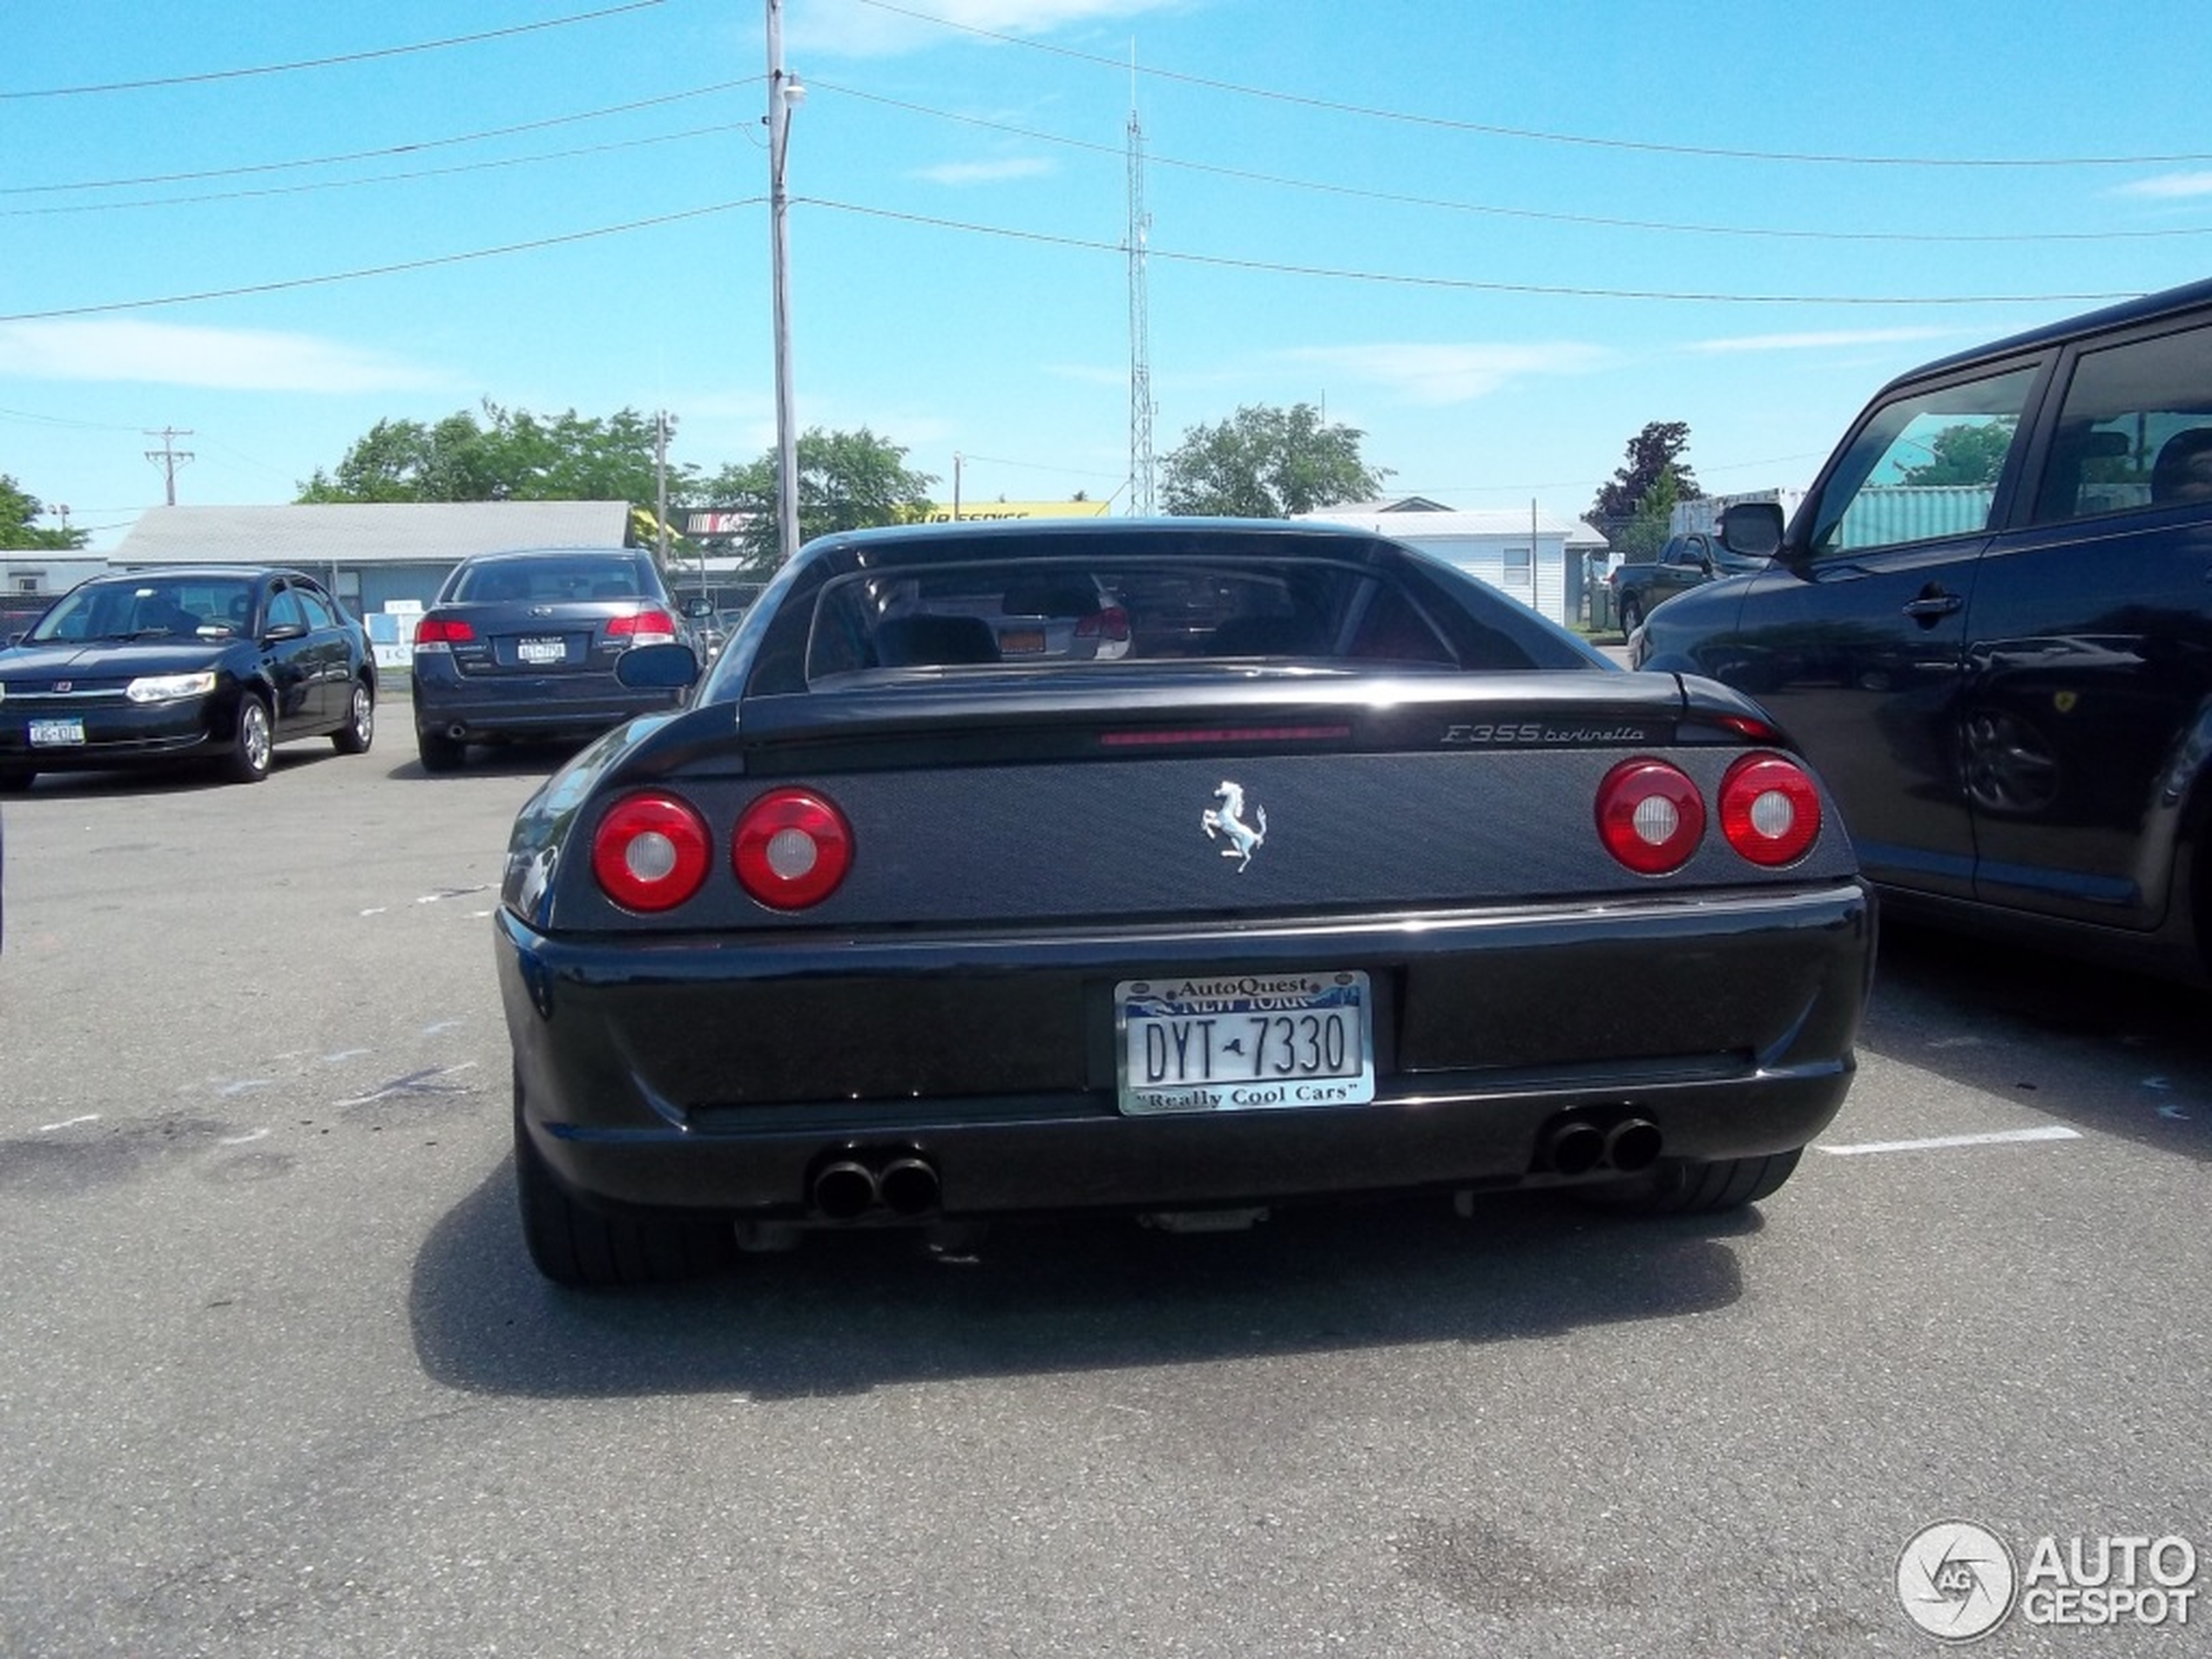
6 0 2211 551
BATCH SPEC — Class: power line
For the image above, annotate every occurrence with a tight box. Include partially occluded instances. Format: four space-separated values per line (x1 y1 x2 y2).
2 125 750 219
0 192 2143 324
0 201 761 321
814 81 2212 247
847 0 2212 170
1 2 666 100
793 198 2138 307
3 80 757 196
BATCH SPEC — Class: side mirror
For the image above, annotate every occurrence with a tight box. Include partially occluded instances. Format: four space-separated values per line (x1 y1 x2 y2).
265 622 308 643
614 641 701 691
1718 502 1785 560
681 596 716 620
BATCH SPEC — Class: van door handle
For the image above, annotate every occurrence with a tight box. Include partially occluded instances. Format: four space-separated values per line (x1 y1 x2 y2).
1902 590 1965 621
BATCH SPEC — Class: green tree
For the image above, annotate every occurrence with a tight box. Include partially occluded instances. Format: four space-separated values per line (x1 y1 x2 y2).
1899 421 2014 486
1612 464 1683 560
692 427 937 570
298 401 685 505
1159 402 1387 518
0 473 88 550
1591 421 1699 525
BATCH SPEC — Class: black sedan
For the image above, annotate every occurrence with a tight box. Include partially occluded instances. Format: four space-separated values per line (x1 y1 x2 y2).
496 519 1873 1286
409 546 698 772
0 566 375 789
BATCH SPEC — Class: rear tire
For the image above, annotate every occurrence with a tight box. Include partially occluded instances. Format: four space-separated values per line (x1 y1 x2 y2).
1619 596 1645 635
223 694 273 784
416 726 465 773
1576 1148 1804 1216
333 679 374 754
513 1074 737 1287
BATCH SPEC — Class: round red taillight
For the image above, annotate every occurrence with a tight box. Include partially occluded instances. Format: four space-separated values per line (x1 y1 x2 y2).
733 789 853 909
1595 759 1706 874
590 793 711 912
1718 753 1823 867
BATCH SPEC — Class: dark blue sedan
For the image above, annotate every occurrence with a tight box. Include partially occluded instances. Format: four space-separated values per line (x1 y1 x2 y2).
0 566 375 790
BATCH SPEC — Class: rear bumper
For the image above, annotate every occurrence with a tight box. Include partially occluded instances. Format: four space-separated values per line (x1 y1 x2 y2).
410 666 678 743
499 880 1873 1220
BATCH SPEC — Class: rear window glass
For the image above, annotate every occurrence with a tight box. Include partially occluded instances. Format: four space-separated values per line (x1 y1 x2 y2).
801 558 1459 681
451 557 650 604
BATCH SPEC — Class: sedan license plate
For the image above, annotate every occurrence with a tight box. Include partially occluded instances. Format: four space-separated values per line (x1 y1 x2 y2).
1116 971 1374 1116
997 627 1048 655
517 637 567 665
29 717 85 747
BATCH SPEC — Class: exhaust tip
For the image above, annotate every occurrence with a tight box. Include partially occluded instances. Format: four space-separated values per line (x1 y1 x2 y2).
877 1156 941 1217
811 1159 879 1220
1545 1119 1606 1177
1605 1118 1663 1174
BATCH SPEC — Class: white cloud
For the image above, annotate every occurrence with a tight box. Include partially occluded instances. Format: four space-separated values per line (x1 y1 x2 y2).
2114 171 2212 199
1686 327 1954 355
0 320 446 393
792 0 1186 57
1280 342 1608 406
913 156 1057 186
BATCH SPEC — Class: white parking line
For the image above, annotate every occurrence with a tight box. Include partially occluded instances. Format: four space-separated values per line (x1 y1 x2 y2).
1815 1125 2082 1157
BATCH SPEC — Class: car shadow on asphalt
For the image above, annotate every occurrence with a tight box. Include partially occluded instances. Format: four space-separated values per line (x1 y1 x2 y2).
1855 921 2212 1165
409 1161 1761 1399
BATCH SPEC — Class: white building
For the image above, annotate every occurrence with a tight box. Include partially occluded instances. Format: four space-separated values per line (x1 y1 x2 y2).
1294 500 1611 629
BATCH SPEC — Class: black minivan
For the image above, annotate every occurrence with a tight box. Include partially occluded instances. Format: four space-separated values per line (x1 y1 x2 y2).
1634 276 2212 982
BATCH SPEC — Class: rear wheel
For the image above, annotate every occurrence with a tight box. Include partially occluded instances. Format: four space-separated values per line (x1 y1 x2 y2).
416 726 465 773
513 1073 737 1287
223 694 273 784
333 679 374 754
1619 595 1645 635
1575 1148 1803 1216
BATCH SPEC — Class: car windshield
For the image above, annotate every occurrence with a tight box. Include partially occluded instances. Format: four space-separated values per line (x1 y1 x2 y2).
802 556 1460 680
28 577 258 644
450 557 648 604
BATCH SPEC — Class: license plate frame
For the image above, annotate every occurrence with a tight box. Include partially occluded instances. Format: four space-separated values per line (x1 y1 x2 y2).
1114 970 1375 1116
516 636 567 665
29 717 85 747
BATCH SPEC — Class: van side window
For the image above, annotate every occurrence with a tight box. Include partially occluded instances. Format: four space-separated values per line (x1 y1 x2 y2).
1806 365 2039 559
2030 320 2212 523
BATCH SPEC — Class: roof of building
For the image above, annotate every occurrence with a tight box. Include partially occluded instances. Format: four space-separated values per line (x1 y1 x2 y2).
1297 506 1611 550
110 502 636 565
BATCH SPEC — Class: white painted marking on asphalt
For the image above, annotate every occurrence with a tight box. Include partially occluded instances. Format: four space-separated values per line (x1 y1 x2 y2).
1925 1035 1986 1049
37 1115 100 1133
322 1049 370 1063
218 1080 273 1097
2141 1076 2172 1090
1815 1125 2081 1157
2157 1103 2193 1122
219 1128 270 1147
360 907 388 917
421 1020 463 1036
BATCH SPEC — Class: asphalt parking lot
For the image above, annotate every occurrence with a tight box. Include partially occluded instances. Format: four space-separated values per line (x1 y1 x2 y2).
1 730 2207 1656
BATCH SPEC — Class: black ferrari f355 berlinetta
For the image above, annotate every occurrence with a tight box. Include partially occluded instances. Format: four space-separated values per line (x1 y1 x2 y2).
495 517 1872 1285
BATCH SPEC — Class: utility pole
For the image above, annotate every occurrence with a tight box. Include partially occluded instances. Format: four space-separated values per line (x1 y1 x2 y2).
765 0 805 563
144 427 195 505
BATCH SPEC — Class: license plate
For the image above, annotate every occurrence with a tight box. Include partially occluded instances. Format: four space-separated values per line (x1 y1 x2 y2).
517 637 566 664
997 627 1047 655
1116 971 1374 1116
29 718 84 746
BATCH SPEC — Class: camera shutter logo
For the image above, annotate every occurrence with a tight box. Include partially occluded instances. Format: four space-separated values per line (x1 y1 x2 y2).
1898 1520 2018 1642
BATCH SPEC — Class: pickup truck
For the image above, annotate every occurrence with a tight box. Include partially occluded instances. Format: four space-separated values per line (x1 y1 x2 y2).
1607 532 1770 634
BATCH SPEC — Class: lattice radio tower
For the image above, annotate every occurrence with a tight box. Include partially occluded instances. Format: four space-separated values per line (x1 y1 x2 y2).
1125 94 1156 516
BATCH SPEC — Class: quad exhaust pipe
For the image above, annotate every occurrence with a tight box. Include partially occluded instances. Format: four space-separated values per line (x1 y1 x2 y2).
808 1150 942 1219
1539 1115 1662 1177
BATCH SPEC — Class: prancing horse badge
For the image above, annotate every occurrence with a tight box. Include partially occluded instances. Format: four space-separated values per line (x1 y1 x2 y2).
1201 779 1266 872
